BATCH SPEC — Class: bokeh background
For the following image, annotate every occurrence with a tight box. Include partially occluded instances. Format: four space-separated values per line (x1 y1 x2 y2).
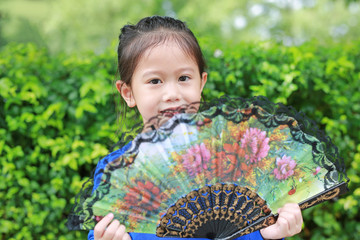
1 0 359 239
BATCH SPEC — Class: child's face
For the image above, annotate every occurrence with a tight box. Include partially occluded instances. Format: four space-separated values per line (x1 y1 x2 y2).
117 41 207 124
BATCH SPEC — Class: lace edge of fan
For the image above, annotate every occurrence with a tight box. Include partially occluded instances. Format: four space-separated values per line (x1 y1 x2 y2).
66 175 95 230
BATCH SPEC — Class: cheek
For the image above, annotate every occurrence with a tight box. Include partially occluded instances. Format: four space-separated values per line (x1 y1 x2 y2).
196 84 204 97
189 90 202 102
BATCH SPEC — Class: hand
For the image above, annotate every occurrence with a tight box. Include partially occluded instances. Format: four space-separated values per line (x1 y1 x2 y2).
94 213 131 240
260 203 303 240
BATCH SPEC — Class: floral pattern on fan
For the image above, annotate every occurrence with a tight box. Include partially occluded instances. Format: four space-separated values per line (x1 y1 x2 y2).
67 96 348 237
162 116 325 207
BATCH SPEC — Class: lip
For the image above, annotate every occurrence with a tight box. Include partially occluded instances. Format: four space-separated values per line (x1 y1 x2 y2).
159 107 184 113
159 107 185 117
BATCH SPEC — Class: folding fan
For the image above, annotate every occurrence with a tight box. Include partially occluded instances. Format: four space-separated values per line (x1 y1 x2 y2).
67 96 349 240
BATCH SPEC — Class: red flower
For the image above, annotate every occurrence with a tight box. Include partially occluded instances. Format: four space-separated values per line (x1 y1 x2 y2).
288 188 296 195
211 143 246 181
124 181 163 214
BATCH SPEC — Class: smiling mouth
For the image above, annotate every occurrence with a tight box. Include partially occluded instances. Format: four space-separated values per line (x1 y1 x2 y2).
160 108 185 117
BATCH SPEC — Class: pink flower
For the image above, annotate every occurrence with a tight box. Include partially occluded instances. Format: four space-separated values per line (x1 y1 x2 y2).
182 143 211 177
273 155 296 180
313 166 321 175
240 128 270 163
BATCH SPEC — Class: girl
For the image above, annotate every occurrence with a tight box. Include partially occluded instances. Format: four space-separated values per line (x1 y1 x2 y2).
89 16 303 240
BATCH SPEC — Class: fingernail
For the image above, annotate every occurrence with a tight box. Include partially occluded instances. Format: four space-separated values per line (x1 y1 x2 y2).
107 213 114 218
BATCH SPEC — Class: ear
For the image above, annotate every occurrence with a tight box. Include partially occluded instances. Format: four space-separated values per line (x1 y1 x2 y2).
200 72 208 92
115 80 136 107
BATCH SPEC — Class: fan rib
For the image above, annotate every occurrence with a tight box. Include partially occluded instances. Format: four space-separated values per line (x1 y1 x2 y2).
156 184 271 238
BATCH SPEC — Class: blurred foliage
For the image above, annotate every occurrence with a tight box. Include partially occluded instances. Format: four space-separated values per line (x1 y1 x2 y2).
1 39 359 239
1 0 360 54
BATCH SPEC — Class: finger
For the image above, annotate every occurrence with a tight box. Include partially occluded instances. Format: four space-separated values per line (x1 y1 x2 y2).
123 233 132 240
278 211 302 236
94 213 114 239
280 203 303 226
277 211 293 233
102 219 120 240
113 224 126 239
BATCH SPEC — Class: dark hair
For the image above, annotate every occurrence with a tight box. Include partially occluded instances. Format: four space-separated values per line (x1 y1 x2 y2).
116 16 206 130
118 15 206 86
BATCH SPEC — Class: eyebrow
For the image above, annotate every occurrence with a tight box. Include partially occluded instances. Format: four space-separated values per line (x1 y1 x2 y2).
176 67 196 74
142 67 196 78
142 70 161 78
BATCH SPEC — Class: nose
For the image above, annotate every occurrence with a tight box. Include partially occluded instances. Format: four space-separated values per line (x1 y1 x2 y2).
162 82 181 102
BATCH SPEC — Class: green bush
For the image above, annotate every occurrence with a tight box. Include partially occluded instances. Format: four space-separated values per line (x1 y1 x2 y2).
1 41 359 239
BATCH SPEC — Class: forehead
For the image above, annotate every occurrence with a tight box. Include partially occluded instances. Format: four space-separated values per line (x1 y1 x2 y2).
141 40 197 63
131 41 200 80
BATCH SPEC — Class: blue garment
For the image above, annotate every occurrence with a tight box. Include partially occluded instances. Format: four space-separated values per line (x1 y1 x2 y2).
88 230 264 240
87 142 265 240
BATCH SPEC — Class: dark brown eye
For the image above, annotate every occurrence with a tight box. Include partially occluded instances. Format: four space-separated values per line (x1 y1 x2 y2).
149 79 161 84
179 76 190 82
